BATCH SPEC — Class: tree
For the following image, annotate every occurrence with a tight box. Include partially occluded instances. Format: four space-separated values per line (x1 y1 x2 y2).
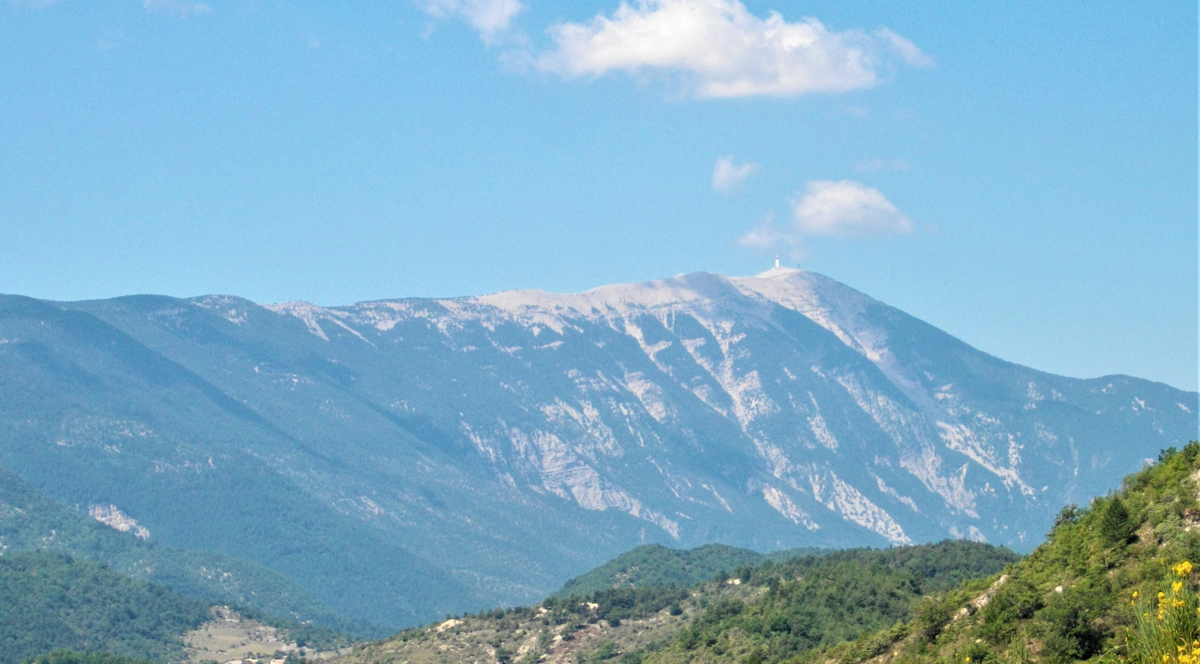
1098 496 1134 545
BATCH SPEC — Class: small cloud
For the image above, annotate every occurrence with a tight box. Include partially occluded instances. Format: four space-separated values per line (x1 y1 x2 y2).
535 0 929 99
422 0 524 43
855 158 911 174
739 180 913 255
790 180 912 238
712 156 760 195
737 212 809 261
143 0 211 17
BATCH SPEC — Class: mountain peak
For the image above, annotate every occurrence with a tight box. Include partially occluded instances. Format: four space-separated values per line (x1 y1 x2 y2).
752 265 805 279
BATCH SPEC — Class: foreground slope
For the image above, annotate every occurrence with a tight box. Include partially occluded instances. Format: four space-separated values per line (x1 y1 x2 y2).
0 270 1192 626
807 442 1200 664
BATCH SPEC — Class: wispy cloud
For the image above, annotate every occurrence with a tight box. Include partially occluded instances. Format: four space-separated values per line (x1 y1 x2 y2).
535 0 931 98
423 0 524 42
855 158 911 174
874 28 935 67
712 156 759 195
738 212 808 260
143 0 211 17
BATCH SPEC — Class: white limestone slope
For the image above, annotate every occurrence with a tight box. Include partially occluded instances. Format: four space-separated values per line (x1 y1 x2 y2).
256 269 1196 550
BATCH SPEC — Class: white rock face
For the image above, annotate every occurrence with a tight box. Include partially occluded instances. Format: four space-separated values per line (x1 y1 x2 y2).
89 504 150 540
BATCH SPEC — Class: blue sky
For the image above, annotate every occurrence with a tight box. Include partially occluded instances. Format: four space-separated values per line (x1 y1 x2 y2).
1 0 1196 391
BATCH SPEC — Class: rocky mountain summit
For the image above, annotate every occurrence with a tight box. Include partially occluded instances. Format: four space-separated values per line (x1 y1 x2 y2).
0 269 1192 627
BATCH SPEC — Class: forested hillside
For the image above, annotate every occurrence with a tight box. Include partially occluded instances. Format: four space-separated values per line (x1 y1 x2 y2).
0 549 352 664
0 466 362 634
552 544 788 598
340 540 1018 664
0 552 209 664
809 442 1200 664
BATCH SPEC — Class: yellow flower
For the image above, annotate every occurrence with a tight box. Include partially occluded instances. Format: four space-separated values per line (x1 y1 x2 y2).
1133 590 1140 599
1174 561 1194 577
965 658 970 662
1160 591 1168 599
1174 581 1184 593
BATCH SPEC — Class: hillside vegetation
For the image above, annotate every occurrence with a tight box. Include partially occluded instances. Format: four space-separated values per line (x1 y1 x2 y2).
552 544 798 598
0 548 353 664
0 466 360 633
805 442 1200 664
0 552 209 664
339 540 1017 664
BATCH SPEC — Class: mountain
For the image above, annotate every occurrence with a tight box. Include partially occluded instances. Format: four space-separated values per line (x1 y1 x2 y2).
0 269 1193 627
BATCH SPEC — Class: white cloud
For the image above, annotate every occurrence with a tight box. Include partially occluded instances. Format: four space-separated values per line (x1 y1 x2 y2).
535 0 931 98
712 156 759 194
423 0 524 42
739 180 911 257
855 157 911 174
143 0 211 17
790 180 912 237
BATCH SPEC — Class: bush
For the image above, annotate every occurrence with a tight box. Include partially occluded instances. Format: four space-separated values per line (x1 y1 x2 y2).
979 578 1043 645
1037 586 1105 664
913 595 954 644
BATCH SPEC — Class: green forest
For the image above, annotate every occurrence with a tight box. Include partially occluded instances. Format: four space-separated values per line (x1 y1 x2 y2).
0 552 209 664
0 466 357 633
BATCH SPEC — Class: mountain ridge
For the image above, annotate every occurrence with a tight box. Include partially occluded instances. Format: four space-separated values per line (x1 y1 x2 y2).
0 269 1192 627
